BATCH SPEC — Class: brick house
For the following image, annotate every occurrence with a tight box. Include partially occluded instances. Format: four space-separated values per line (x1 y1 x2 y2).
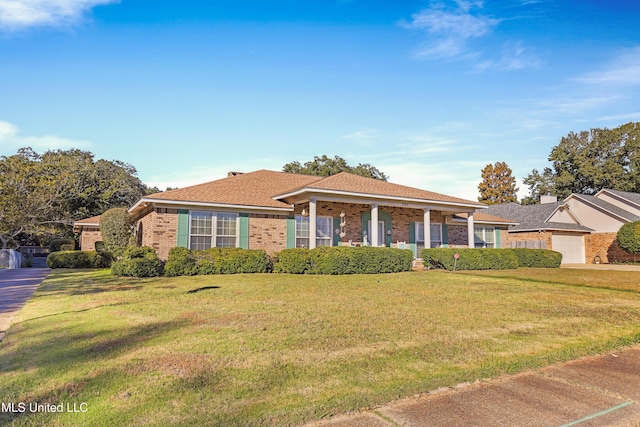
75 170 515 260
486 190 640 264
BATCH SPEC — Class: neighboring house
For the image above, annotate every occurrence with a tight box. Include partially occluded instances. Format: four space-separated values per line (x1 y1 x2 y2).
486 190 640 264
73 215 102 251
75 170 515 260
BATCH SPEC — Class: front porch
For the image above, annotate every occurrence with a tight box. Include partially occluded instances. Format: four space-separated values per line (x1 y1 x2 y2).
291 199 478 257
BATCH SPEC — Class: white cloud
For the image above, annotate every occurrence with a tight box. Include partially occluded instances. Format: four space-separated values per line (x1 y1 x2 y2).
402 1 542 71
0 120 93 152
0 0 118 31
575 47 640 86
401 1 500 60
475 41 541 71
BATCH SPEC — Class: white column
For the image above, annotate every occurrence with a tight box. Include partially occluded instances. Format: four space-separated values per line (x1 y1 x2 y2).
424 208 431 249
371 203 379 247
467 212 475 248
309 198 317 249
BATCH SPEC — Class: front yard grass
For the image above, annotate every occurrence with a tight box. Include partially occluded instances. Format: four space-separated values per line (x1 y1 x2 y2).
2 268 640 426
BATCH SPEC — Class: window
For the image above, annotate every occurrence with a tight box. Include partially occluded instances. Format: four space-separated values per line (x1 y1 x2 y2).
189 211 238 250
416 223 443 251
474 226 495 248
216 212 238 248
295 215 332 248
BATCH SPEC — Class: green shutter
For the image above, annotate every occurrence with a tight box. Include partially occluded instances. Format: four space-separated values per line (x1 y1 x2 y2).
177 209 189 248
495 228 501 249
333 217 341 246
286 216 296 249
239 213 249 249
442 224 449 248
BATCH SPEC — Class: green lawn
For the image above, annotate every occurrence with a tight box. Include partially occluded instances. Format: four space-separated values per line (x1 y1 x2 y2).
2 268 640 426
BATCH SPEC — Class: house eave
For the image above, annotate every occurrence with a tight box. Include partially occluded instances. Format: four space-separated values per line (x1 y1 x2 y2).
129 198 294 214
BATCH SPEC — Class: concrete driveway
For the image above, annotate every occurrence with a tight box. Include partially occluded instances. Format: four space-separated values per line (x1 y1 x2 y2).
0 268 50 340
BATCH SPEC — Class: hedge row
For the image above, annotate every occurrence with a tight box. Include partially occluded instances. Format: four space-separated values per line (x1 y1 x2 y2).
111 246 163 277
421 248 562 271
164 247 271 276
47 250 112 269
510 248 563 268
274 247 414 275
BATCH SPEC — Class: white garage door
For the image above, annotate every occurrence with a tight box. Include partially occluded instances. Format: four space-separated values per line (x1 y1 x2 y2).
552 234 585 264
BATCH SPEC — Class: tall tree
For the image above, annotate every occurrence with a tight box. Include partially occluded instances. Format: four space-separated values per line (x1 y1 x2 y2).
524 122 640 201
283 155 388 181
478 161 518 204
0 147 149 248
521 167 555 205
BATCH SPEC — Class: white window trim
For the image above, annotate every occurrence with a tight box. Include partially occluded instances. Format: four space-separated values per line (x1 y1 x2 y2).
189 211 240 250
295 215 333 248
474 226 495 248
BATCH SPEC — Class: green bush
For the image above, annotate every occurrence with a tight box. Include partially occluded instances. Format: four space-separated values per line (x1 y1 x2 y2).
274 247 413 275
164 247 198 277
617 220 640 254
47 250 112 269
508 248 563 268
111 246 162 277
49 238 76 253
100 207 133 254
273 248 313 274
421 248 519 271
164 247 271 276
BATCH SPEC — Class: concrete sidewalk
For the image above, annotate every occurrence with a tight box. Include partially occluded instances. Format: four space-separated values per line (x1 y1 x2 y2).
561 263 640 271
0 268 50 341
305 346 640 426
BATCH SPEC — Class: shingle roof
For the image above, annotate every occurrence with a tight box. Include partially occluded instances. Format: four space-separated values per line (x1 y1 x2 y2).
603 189 640 206
144 170 322 209
484 202 593 232
453 212 518 224
573 194 640 222
137 170 483 211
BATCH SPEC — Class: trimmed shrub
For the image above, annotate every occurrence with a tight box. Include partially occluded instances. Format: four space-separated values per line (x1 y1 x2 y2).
509 248 562 268
617 220 640 254
100 208 133 255
49 238 76 253
111 246 162 277
273 248 312 274
164 247 270 276
274 247 413 275
164 247 198 277
47 250 112 269
421 248 519 271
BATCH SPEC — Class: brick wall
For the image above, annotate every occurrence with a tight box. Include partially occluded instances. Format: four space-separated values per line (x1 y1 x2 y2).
80 227 102 251
585 232 640 264
249 214 288 254
139 208 178 261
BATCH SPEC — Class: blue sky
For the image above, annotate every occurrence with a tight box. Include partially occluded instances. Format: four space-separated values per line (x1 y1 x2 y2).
1 0 640 201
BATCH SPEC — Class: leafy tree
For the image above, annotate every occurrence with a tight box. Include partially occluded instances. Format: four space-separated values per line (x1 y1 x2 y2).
0 147 150 248
521 167 555 205
617 221 640 254
283 155 388 181
478 162 518 204
524 122 640 201
100 208 133 254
